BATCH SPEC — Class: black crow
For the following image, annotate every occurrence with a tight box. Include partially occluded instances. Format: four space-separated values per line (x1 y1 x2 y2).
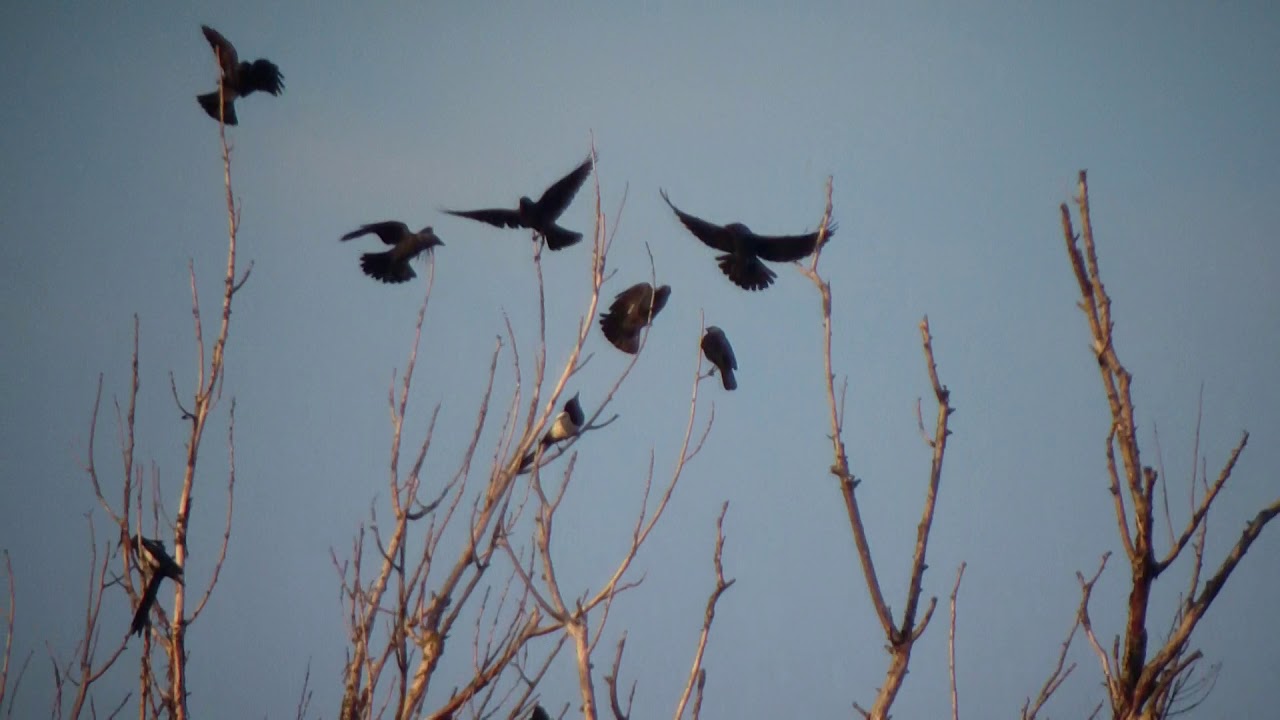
340 222 444 284
660 189 835 291
128 536 185 637
531 706 551 720
519 393 585 473
701 326 738 391
196 25 284 126
444 156 593 250
599 282 671 354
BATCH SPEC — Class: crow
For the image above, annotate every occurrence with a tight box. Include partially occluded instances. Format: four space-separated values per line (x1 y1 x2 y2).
599 282 671 354
444 156 593 250
128 536 184 637
518 393 585 473
340 222 444 284
660 189 835 291
701 326 738 391
196 25 284 126
530 706 551 720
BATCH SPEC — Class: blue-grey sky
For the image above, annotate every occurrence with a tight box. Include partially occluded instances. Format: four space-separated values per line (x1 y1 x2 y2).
2 2 1278 717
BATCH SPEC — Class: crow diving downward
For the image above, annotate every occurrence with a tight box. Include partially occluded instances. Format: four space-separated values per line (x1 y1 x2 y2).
340 222 444 284
128 535 185 637
518 393 585 473
701 326 738 391
660 189 835 291
196 25 284 126
444 156 594 250
599 282 671 354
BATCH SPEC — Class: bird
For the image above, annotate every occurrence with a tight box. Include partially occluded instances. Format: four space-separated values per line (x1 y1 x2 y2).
340 222 444 284
660 189 835 291
443 156 594 250
701 326 738 391
518 393 585 473
196 25 285 126
599 282 671 354
127 535 185 637
531 705 551 720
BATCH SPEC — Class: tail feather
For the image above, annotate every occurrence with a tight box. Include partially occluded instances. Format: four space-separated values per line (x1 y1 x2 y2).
542 225 583 251
130 575 163 637
717 254 775 291
361 251 416 284
197 92 238 125
721 368 737 391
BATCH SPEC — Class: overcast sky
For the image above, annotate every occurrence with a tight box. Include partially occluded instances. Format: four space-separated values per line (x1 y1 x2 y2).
2 2 1279 718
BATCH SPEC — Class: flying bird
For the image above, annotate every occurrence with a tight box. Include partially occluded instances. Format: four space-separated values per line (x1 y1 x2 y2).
519 393 585 473
340 222 444 284
128 535 185 637
197 25 285 125
444 156 593 250
599 282 671 354
660 189 835 291
701 326 738 391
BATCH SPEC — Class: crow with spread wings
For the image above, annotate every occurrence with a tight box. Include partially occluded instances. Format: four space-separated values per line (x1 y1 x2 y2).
340 222 444 284
196 25 284 125
444 156 594 250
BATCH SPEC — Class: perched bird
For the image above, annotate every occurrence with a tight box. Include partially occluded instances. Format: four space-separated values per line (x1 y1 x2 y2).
444 156 593 250
340 222 444 284
660 189 835 291
599 282 671 354
531 705 551 720
196 25 285 125
701 326 738 391
127 535 185 637
518 393 585 473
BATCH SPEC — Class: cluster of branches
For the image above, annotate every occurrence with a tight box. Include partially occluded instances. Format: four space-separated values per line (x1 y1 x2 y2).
332 154 735 720
1021 171 1280 720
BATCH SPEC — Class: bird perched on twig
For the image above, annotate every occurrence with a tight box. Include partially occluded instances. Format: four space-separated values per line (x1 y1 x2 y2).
340 222 444 284
444 156 594 250
701 326 738 391
599 282 671 354
660 189 835 291
127 535 185 637
196 25 284 126
519 393 585 473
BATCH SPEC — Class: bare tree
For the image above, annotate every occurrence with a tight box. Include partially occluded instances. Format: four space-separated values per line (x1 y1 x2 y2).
1024 170 1280 720
335 152 734 720
797 178 960 719
59 71 247 720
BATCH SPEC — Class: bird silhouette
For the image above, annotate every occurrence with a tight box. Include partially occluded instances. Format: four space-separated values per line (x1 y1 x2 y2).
128 535 184 637
519 393 585 473
196 25 284 126
599 282 671 354
660 189 834 291
340 222 444 284
530 705 551 720
444 156 593 250
701 326 738 390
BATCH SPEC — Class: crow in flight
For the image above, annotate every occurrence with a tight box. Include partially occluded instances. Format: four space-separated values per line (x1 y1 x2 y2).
340 222 444 284
196 25 284 126
599 282 671 354
444 156 593 250
128 535 185 637
660 189 835 291
518 393 585 473
701 326 738 391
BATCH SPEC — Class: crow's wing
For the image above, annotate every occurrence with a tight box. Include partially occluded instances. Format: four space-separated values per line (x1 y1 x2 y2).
342 222 409 245
751 222 835 262
703 329 737 371
660 190 734 253
443 208 525 229
200 25 239 76
564 394 584 427
534 156 593 220
244 59 285 95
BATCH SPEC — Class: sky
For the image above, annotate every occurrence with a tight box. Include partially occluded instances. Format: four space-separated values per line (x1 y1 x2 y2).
2 2 1279 718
